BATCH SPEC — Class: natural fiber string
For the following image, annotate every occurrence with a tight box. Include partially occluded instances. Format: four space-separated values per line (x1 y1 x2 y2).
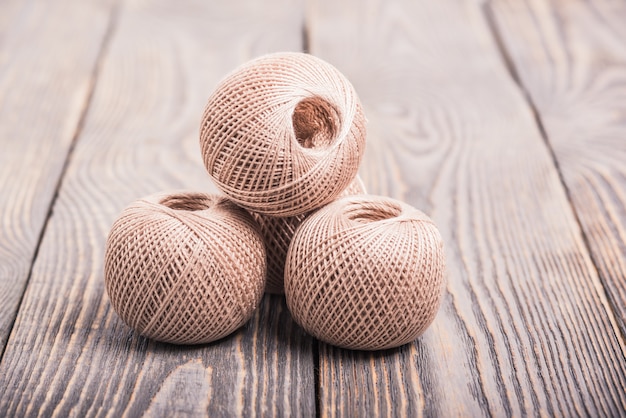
104 191 266 345
253 176 366 294
284 195 446 350
200 52 367 217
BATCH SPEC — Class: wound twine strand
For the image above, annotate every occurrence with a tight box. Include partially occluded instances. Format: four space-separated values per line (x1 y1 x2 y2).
103 54 445 349
253 176 366 294
285 195 446 351
200 52 367 217
104 192 266 345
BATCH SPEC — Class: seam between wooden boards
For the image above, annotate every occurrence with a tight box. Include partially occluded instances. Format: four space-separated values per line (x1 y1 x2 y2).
480 0 626 344
0 0 123 366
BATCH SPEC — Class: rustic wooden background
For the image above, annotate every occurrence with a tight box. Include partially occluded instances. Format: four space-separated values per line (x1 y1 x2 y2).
0 0 625 416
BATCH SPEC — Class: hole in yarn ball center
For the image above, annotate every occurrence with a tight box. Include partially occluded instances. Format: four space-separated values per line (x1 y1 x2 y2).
292 96 340 149
345 201 403 224
160 193 215 211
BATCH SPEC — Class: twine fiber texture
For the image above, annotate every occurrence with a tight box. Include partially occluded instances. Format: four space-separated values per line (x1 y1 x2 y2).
253 176 366 294
104 192 266 345
200 52 366 217
285 195 446 351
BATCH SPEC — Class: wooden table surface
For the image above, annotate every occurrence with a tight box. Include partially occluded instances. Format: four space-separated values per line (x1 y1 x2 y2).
1 0 625 416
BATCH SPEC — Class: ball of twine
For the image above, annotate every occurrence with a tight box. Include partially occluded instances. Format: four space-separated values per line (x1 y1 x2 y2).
285 195 446 350
104 191 266 345
200 52 367 217
252 176 366 294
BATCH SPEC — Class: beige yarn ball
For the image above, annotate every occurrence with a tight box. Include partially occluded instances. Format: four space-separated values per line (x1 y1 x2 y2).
285 195 446 351
104 191 266 345
200 52 367 217
252 176 366 294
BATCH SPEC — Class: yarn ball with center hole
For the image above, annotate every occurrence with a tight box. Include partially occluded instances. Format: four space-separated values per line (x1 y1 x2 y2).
284 195 446 350
200 52 366 217
252 175 366 294
104 192 266 345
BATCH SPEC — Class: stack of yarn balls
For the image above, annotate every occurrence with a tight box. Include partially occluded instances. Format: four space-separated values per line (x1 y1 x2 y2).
104 52 446 351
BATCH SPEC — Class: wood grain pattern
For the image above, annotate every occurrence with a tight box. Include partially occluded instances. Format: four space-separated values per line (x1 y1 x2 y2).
0 0 315 416
488 0 626 335
0 0 115 351
307 0 626 415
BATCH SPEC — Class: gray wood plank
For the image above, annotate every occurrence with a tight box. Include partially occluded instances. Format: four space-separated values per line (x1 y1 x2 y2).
0 0 314 416
307 0 626 415
488 0 626 335
0 0 116 350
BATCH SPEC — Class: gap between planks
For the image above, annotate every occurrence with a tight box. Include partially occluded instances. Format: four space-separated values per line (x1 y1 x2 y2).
0 0 122 364
481 0 626 343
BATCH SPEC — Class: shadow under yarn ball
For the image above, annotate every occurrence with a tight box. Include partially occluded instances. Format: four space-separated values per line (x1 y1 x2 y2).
284 195 446 351
200 52 366 217
252 176 366 294
104 192 266 345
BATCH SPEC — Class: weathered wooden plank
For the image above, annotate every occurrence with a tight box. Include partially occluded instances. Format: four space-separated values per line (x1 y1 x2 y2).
0 0 115 350
488 0 626 335
0 0 314 416
307 0 626 416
